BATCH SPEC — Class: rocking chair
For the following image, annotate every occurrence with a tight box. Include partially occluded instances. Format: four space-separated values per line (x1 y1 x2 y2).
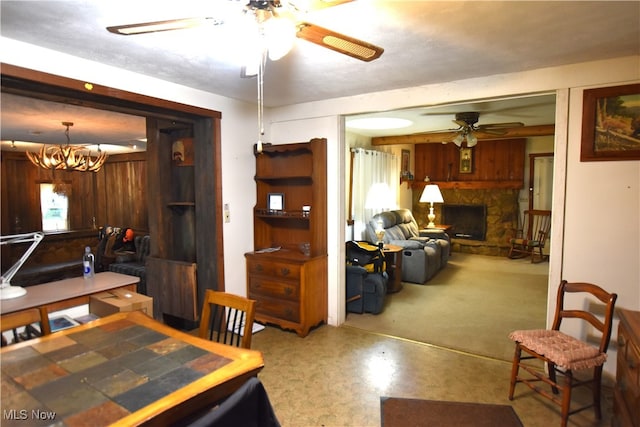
507 209 551 263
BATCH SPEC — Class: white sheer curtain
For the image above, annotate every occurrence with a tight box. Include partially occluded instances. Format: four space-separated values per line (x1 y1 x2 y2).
351 148 399 240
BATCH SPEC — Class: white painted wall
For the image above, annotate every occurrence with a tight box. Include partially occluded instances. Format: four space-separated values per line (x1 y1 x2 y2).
3 37 638 377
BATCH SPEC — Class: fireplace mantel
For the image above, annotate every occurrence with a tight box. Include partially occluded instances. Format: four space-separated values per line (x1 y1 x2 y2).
412 181 524 190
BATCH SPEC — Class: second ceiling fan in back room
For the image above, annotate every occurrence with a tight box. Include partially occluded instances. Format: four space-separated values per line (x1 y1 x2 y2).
434 112 524 148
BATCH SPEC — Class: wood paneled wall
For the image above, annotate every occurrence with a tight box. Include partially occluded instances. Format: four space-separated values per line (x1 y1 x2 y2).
1 151 147 270
414 139 526 188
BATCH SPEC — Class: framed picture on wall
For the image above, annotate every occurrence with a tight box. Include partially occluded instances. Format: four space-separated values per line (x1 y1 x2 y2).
459 148 473 173
267 193 284 211
581 83 640 161
401 149 411 177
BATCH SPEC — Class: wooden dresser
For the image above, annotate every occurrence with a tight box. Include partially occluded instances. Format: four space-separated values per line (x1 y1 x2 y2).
246 250 327 337
613 309 640 427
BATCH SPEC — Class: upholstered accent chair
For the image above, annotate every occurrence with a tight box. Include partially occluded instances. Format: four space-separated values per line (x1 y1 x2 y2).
346 241 388 314
365 209 449 284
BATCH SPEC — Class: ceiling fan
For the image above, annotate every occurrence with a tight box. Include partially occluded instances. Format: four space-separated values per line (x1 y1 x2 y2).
106 0 384 63
430 112 524 148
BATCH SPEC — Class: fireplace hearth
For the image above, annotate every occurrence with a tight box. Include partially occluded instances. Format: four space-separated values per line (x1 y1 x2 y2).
443 204 487 241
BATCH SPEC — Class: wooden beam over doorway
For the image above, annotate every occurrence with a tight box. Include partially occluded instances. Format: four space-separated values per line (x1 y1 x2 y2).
371 124 555 146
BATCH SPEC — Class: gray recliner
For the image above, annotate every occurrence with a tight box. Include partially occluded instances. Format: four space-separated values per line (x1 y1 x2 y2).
365 209 449 284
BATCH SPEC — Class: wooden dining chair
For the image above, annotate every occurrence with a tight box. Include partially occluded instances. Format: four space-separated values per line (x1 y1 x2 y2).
1 307 51 347
508 281 617 427
198 290 257 349
507 209 552 263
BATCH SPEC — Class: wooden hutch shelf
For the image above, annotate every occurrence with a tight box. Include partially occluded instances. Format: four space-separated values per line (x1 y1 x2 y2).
245 138 328 337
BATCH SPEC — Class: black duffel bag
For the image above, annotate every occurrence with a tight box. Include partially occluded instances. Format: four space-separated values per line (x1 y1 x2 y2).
346 241 385 273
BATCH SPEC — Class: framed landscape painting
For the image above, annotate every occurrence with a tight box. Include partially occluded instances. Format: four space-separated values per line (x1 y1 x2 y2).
581 83 640 161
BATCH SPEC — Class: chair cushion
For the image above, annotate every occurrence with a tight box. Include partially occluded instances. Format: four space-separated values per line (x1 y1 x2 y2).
509 329 606 370
508 238 540 247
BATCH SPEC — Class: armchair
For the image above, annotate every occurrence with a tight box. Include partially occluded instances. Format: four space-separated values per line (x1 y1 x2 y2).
365 209 449 284
108 234 150 294
346 241 388 314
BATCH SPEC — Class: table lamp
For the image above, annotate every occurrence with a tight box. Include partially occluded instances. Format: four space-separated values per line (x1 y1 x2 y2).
419 184 444 228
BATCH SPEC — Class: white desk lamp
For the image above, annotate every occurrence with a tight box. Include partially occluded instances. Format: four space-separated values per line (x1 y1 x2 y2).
420 184 444 228
1 232 44 299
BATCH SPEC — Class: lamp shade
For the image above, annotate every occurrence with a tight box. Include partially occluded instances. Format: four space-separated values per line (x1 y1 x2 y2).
419 184 444 204
365 183 395 210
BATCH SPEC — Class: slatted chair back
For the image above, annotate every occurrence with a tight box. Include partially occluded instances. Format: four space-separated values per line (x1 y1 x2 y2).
552 281 617 354
507 209 551 263
1 308 50 347
508 280 617 427
198 290 256 349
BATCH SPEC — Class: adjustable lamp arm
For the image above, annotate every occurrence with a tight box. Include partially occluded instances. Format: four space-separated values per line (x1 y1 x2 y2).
1 232 44 287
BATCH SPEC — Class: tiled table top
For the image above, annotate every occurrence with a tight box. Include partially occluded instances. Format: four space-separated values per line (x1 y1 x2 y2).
1 311 264 426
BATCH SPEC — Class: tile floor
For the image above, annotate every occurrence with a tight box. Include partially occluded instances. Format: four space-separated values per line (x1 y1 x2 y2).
251 323 615 427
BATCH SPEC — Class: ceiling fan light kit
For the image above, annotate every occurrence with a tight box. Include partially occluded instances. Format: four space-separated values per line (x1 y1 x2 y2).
25 122 108 172
445 111 522 148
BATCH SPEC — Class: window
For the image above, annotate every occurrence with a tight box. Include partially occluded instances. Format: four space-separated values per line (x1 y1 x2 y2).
40 183 69 231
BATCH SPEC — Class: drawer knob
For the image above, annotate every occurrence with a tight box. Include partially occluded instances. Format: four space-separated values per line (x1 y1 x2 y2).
256 264 264 272
280 268 290 276
284 287 293 296
285 308 293 317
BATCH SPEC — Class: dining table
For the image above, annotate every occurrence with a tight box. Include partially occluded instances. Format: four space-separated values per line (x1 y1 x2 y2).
0 310 264 426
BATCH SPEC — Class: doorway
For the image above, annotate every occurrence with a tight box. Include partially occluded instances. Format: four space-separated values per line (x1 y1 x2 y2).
343 95 556 359
1 64 225 317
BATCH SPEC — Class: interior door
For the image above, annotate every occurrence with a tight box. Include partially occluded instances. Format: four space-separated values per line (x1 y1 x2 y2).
529 153 554 211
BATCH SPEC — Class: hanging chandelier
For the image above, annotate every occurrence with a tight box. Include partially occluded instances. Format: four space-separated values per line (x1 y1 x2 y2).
26 122 108 172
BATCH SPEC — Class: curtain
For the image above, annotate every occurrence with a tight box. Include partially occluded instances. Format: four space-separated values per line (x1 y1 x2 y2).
350 148 399 240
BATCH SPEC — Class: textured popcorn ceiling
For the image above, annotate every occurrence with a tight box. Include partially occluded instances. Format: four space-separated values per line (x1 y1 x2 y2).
1 1 638 147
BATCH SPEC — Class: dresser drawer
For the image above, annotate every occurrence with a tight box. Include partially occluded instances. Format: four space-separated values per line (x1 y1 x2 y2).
248 276 299 302
251 293 300 323
247 259 301 280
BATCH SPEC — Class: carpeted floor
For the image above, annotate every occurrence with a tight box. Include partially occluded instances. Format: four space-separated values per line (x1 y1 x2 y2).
344 253 549 361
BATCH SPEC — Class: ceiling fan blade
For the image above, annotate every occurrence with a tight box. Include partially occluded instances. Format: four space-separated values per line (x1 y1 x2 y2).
477 122 525 129
106 17 222 36
296 22 383 61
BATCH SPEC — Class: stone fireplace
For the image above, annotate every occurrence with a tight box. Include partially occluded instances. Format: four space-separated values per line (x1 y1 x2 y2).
413 187 520 256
